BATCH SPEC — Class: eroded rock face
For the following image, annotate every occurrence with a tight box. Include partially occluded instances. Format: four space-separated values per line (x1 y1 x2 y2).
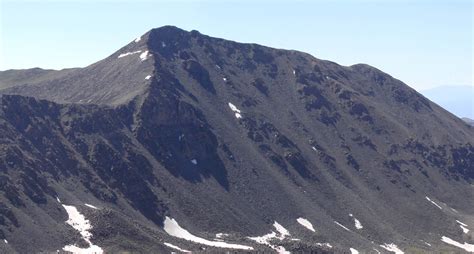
0 26 473 253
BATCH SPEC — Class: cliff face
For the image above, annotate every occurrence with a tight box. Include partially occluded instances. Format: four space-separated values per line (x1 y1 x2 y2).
0 26 473 253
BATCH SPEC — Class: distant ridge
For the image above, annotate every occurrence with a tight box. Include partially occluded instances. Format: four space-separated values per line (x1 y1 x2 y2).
421 85 474 119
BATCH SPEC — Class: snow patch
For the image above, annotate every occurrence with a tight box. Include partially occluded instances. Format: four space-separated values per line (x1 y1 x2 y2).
191 159 197 165
354 218 363 229
248 221 291 254
441 236 474 252
161 41 166 48
145 75 152 80
134 36 141 43
292 69 296 75
311 146 318 152
228 102 242 119
316 243 332 248
215 233 229 238
349 214 363 229
273 221 290 239
334 221 351 231
297 218 315 232
118 50 141 58
56 197 61 203
350 248 359 254
3 239 7 244
164 242 190 253
456 220 469 233
373 249 381 254
424 242 431 246
85 204 98 210
139 50 149 61
163 217 253 250
380 243 404 254
425 196 442 210
460 225 470 234
62 204 103 254
223 77 227 82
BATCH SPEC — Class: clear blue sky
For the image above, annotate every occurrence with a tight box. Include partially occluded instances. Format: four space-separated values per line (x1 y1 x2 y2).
0 0 472 90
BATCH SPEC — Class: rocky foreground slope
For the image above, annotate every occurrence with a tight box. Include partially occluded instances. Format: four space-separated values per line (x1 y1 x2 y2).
0 26 473 253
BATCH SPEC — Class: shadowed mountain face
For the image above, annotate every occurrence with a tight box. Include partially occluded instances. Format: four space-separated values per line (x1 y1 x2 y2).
0 26 473 253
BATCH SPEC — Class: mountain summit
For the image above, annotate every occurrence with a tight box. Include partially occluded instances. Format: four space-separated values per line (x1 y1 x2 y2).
0 26 473 253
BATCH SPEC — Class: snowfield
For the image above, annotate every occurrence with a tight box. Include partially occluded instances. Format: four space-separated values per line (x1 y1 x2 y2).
62 204 103 254
456 220 470 234
297 217 315 232
350 247 359 254
228 102 242 119
425 196 443 210
163 217 253 250
380 243 404 254
441 236 474 252
334 221 351 231
118 50 141 58
85 204 98 209
163 242 190 253
248 221 291 254
139 50 149 61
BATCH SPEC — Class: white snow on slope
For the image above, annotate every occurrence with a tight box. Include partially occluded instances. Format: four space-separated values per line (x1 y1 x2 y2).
223 77 227 82
350 247 359 254
456 220 470 234
441 236 474 252
297 218 315 232
56 197 61 203
85 204 98 209
334 221 351 231
164 242 190 253
460 225 470 234
380 243 404 254
163 217 253 250
273 221 290 239
228 102 242 119
3 239 7 244
249 231 277 245
316 243 332 248
134 36 141 43
139 50 149 61
354 218 363 229
191 159 197 165
248 221 291 254
145 75 152 80
118 50 141 58
349 214 363 229
62 204 103 254
425 196 442 210
215 233 229 238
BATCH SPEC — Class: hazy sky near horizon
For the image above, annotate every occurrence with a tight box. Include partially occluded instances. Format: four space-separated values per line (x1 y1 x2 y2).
0 0 472 90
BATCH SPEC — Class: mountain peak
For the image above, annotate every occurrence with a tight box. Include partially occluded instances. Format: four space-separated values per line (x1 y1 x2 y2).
148 25 188 35
1 26 474 254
